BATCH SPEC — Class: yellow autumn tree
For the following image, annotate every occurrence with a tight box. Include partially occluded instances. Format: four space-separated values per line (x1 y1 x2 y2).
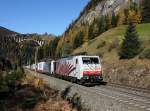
117 10 126 26
128 9 141 24
69 26 78 45
55 36 64 57
106 14 112 29
82 24 89 43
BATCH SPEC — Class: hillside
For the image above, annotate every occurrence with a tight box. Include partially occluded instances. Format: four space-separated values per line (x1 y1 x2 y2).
77 0 141 24
73 23 150 89
73 23 150 55
0 26 55 66
55 0 143 57
0 26 18 36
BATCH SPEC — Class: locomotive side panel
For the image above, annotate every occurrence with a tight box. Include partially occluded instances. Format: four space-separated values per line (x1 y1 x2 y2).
55 57 76 77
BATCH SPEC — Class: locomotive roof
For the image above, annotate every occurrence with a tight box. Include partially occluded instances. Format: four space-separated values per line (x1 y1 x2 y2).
60 55 100 59
39 58 53 62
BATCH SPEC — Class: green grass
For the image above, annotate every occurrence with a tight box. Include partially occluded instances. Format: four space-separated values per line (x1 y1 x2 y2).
136 23 150 40
73 23 150 55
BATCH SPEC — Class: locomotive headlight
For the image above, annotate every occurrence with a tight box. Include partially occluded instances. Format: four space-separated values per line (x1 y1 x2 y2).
84 75 89 79
86 76 89 79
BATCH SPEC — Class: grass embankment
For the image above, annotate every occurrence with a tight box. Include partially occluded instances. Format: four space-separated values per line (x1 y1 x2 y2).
73 23 150 89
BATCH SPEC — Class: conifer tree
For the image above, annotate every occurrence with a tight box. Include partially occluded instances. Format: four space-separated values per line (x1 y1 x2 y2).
74 31 84 48
105 14 112 30
62 40 73 57
142 0 150 23
111 12 117 27
88 19 95 40
98 16 106 34
119 19 142 59
88 18 100 40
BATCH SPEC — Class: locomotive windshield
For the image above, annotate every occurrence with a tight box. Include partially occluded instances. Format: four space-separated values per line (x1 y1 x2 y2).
82 57 99 64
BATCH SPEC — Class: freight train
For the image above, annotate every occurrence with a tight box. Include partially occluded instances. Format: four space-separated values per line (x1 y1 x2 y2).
25 55 103 84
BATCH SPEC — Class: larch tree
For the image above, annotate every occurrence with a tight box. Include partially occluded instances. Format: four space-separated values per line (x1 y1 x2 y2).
105 14 112 30
128 9 141 24
117 10 126 26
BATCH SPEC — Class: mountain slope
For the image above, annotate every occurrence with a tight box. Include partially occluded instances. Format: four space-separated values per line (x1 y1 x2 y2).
73 23 150 55
0 26 18 36
0 26 56 66
77 0 141 24
56 0 143 57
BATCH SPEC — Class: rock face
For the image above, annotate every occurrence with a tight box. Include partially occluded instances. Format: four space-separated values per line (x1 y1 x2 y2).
78 0 141 24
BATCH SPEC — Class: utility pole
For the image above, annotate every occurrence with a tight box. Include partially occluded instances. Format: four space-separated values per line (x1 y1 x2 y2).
62 35 66 57
35 47 39 73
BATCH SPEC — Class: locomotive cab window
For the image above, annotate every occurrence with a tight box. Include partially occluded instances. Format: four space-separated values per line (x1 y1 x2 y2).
76 59 78 64
82 57 99 64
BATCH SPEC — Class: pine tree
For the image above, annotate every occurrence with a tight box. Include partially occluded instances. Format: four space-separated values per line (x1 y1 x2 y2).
74 31 84 48
142 0 150 23
88 18 100 40
105 14 112 30
62 40 73 57
88 19 95 40
119 19 142 59
98 16 106 34
37 47 44 61
88 16 107 40
49 37 60 58
111 12 117 27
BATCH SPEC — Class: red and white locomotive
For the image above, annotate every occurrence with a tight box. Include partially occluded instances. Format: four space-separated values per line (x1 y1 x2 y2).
55 55 103 83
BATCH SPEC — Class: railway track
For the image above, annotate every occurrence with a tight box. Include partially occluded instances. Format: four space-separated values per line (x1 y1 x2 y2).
107 83 150 95
91 86 150 110
72 82 150 111
100 83 150 100
73 82 150 111
27 70 150 111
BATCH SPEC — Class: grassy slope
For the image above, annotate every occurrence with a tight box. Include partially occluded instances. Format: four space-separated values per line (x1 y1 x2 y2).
73 23 150 55
73 23 150 89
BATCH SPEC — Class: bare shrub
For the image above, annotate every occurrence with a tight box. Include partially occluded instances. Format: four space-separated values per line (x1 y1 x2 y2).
97 51 104 58
97 41 106 49
68 93 90 111
139 48 150 59
61 86 72 99
108 38 120 52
